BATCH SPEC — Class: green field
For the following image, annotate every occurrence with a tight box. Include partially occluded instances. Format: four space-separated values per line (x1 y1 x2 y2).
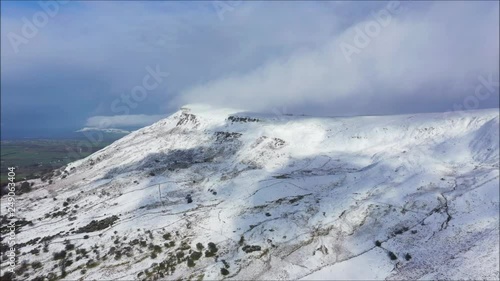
0 139 115 186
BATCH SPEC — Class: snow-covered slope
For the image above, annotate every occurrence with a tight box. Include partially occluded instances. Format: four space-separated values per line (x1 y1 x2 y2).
2 105 499 280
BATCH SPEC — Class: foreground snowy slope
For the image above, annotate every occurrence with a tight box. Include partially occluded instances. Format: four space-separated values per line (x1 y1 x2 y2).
1 105 499 280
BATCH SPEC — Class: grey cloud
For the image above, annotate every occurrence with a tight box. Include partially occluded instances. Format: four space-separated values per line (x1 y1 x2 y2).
85 115 166 129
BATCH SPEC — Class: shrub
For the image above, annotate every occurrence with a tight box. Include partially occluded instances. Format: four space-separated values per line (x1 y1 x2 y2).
83 235 89 239
375 240 382 247
187 258 195 267
31 261 42 269
150 252 157 259
53 250 67 260
196 242 204 250
163 233 172 240
153 245 162 253
190 251 202 261
176 251 185 259
220 268 229 276
242 245 261 253
114 251 122 260
205 250 216 258
207 242 217 252
14 261 29 276
404 253 412 261
165 241 175 248
65 243 75 251
388 251 397 260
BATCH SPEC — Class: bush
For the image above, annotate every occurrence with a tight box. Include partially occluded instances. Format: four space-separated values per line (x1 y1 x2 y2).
31 261 42 269
205 250 216 258
176 251 185 259
388 251 397 260
242 245 261 253
190 251 202 260
196 242 204 250
375 240 381 247
404 253 412 261
165 241 175 248
115 251 122 260
163 233 172 240
187 258 195 267
153 245 162 253
220 268 229 276
207 242 217 252
53 250 67 260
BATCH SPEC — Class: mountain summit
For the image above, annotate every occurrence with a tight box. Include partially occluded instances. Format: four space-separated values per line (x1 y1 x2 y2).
2 106 499 280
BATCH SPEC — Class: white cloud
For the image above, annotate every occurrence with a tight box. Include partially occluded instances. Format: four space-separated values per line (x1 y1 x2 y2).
85 115 166 129
177 1 499 115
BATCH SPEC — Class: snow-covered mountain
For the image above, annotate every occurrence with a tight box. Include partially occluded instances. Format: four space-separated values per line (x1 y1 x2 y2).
75 128 131 135
2 105 499 280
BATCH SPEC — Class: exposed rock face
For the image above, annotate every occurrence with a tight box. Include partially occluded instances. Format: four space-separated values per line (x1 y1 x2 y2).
1 106 498 281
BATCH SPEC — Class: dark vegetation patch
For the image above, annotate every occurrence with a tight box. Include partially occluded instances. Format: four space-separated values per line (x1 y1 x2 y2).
220 268 230 276
205 242 218 257
227 116 260 123
393 226 409 235
242 245 261 253
214 131 242 142
76 215 119 233
388 251 397 260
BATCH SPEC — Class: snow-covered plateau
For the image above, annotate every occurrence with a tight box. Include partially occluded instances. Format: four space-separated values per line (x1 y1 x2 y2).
1 105 499 280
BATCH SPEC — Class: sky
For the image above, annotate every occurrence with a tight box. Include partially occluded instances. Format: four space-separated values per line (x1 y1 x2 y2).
1 0 499 139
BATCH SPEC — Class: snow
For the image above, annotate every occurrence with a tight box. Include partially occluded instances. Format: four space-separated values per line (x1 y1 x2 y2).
1 106 498 280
